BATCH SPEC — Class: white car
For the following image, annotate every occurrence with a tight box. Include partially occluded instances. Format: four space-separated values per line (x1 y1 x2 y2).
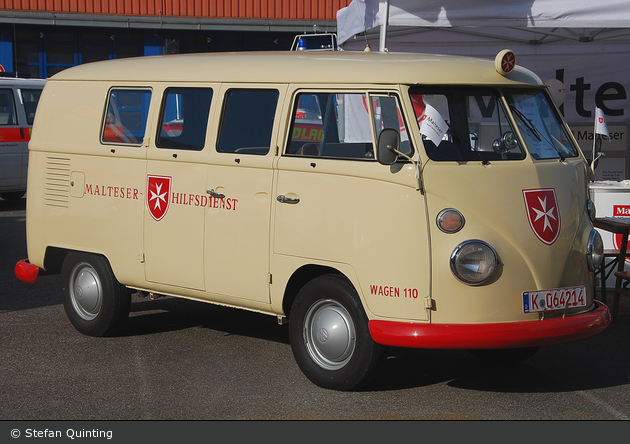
0 77 46 200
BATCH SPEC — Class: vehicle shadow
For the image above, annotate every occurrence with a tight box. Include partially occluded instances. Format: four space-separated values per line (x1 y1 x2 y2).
122 294 291 345
122 293 630 395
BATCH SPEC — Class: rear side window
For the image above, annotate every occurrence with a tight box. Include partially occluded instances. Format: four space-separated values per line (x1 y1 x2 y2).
20 88 43 125
217 89 278 155
0 89 17 126
102 88 151 146
156 88 213 151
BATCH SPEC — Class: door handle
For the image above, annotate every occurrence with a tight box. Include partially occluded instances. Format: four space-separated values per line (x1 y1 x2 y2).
277 195 300 204
207 189 225 199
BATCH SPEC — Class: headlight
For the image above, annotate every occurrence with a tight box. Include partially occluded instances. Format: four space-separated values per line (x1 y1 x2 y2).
450 240 499 285
587 229 603 271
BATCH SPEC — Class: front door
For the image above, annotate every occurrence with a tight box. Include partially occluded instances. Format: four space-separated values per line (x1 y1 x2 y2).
274 90 431 321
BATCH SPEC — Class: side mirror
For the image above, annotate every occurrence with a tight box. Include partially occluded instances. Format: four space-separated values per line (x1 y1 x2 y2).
377 128 400 166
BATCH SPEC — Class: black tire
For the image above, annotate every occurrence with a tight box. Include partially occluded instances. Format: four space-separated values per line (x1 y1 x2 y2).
289 274 382 391
60 252 131 337
0 191 25 201
469 346 540 365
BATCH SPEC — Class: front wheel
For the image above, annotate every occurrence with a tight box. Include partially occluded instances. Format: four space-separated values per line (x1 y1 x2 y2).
60 252 131 337
289 274 382 391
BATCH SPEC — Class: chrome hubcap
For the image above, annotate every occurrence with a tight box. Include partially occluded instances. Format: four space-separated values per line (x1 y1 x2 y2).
303 299 356 370
69 262 102 321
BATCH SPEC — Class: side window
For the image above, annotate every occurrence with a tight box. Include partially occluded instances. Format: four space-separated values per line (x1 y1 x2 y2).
287 92 375 160
0 89 17 126
101 88 151 146
20 88 43 126
217 89 278 155
156 88 213 151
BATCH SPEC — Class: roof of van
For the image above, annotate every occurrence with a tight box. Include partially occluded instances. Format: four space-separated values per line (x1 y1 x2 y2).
49 50 543 86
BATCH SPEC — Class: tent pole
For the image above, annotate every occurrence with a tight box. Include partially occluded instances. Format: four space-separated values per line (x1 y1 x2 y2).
379 0 390 52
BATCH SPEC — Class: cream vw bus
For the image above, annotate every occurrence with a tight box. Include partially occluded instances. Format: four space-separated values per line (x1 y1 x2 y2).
15 49 610 390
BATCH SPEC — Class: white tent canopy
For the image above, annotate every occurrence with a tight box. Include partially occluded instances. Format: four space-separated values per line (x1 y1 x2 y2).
337 0 630 48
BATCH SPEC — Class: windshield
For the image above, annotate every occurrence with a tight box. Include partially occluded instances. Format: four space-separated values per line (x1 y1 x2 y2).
409 88 578 162
410 88 525 162
504 89 578 160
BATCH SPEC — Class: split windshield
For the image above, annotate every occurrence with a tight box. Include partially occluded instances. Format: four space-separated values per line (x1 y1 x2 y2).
409 87 578 162
504 89 578 160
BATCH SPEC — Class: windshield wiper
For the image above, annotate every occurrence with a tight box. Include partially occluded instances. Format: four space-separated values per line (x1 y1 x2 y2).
509 105 565 161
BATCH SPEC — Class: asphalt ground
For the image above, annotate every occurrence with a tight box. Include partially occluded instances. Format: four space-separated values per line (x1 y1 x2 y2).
2 196 630 426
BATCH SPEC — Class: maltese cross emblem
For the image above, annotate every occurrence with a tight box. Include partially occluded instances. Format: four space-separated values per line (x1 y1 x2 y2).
523 188 561 245
147 175 172 221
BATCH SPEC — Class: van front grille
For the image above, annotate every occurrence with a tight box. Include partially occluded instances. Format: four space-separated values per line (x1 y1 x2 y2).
43 156 71 208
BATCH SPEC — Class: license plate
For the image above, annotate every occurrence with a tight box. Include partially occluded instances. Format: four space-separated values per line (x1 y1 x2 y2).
523 286 586 313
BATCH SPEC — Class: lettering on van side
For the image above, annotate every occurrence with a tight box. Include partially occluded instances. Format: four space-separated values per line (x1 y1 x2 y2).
85 184 140 200
370 285 419 299
84 176 238 222
171 192 238 211
146 175 238 222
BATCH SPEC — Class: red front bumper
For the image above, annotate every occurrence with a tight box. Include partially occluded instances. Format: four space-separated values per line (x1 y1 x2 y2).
369 300 611 349
14 258 40 284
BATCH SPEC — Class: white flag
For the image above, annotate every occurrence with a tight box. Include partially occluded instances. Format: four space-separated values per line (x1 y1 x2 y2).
418 103 447 146
595 107 609 138
591 107 609 172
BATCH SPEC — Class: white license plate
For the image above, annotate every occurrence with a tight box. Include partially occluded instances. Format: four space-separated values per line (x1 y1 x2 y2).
522 286 586 313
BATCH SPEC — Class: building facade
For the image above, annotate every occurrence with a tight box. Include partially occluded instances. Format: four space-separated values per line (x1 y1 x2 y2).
0 1 348 78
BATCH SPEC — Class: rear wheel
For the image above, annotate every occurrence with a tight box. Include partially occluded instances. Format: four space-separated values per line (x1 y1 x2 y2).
60 252 131 337
289 274 382 391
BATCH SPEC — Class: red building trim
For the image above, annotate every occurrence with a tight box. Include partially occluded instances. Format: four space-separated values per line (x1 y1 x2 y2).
0 0 350 21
